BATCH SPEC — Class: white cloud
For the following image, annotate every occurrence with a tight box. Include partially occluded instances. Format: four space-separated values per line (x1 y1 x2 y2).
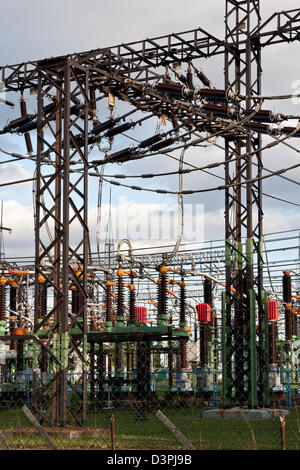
0 163 31 184
1 200 34 258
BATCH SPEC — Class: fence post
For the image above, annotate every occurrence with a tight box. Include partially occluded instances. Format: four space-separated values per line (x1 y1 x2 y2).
110 413 116 450
22 405 58 450
279 412 286 450
156 410 196 450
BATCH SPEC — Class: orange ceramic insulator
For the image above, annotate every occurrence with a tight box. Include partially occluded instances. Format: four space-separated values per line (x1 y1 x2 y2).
117 268 125 277
117 268 134 277
160 265 178 275
0 276 7 285
106 280 117 287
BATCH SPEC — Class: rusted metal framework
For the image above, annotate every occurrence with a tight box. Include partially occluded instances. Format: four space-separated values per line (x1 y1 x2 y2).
32 59 90 425
0 1 300 424
222 1 300 408
223 0 265 408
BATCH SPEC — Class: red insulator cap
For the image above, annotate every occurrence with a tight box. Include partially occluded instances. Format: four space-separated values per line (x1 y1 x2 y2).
268 300 279 322
134 306 147 324
196 303 211 323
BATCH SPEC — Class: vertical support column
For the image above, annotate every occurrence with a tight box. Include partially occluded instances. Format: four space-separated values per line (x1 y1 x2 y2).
90 341 95 402
249 289 257 407
34 57 90 426
224 0 263 408
262 293 270 405
222 291 231 407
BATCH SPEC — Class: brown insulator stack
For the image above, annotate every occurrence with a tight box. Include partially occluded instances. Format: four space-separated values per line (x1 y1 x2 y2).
20 95 33 155
157 274 162 319
37 282 47 320
180 341 187 370
105 280 112 323
89 86 97 120
157 271 167 323
196 70 212 88
0 284 6 322
129 281 135 325
283 271 293 340
180 280 187 369
117 270 125 325
180 280 186 325
186 63 193 89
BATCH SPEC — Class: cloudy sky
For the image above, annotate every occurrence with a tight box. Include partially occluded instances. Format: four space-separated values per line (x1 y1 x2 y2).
0 0 300 260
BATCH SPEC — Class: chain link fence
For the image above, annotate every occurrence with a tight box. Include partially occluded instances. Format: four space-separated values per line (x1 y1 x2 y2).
0 338 299 450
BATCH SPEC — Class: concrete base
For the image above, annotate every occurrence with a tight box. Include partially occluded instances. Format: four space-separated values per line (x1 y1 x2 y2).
203 408 289 420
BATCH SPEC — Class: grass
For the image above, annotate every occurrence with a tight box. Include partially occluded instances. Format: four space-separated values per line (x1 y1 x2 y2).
0 406 299 450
